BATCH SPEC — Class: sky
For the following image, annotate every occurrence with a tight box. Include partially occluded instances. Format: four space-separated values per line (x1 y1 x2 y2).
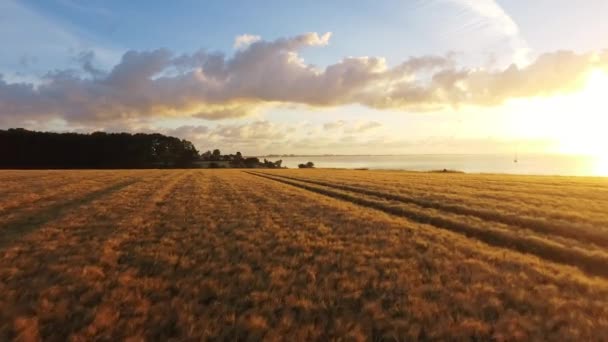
1 0 607 156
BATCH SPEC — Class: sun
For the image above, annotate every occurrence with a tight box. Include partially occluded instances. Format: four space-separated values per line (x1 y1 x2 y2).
504 67 608 175
556 68 608 157
555 68 608 176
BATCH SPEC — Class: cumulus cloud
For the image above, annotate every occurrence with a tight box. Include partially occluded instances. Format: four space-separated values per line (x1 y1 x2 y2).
165 125 209 139
233 34 261 49
1 31 607 128
162 120 295 154
158 119 556 156
212 120 288 141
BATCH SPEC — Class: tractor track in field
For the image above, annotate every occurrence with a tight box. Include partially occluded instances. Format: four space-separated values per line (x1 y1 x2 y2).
248 172 608 249
0 179 140 249
246 171 608 278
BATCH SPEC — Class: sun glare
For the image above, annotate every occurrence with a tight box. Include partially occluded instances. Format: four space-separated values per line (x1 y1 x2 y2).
558 69 608 156
593 155 608 176
506 67 608 175
554 68 608 176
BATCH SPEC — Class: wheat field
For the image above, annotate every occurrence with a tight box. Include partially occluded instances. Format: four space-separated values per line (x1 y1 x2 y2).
1 169 608 340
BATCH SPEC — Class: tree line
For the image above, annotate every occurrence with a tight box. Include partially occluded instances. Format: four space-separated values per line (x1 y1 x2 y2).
0 129 199 169
0 129 319 169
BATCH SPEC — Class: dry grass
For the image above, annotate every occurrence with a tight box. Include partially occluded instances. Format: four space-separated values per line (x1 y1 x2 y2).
0 169 607 340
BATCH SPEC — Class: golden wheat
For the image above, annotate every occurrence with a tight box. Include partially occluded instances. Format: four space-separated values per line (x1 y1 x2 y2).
1 169 607 340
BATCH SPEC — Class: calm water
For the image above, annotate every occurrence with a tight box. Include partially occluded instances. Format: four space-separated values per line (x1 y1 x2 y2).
265 154 608 177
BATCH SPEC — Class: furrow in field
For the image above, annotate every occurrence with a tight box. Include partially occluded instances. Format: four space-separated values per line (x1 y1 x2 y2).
70 171 264 340
271 171 608 221
434 176 608 204
268 170 608 232
364 169 608 192
255 172 608 250
408 179 608 211
0 172 138 214
228 171 608 339
66 170 196 340
0 171 147 224
459 175 608 195
0 172 80 197
238 171 606 282
0 170 192 340
0 179 140 249
2 170 606 340
248 171 608 278
280 170 608 218
80 169 193 271
288 170 608 207
0 171 53 183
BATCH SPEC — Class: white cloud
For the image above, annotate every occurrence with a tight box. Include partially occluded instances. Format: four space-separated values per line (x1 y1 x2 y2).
443 0 530 66
153 118 556 155
212 120 287 141
233 34 261 49
0 32 606 129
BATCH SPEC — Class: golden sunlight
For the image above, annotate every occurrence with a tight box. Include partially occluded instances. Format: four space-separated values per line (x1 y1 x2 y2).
557 69 608 156
593 155 608 176
506 68 608 175
558 69 608 176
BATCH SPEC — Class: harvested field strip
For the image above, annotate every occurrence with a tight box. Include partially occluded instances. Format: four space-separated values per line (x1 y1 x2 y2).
256 172 608 249
248 172 608 278
0 179 139 248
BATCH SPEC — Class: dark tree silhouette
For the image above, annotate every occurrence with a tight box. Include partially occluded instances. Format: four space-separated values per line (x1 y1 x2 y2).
211 149 221 161
298 161 315 168
244 157 261 168
0 128 199 169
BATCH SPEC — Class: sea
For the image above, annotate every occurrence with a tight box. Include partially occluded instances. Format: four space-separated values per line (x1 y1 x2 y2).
263 154 608 177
